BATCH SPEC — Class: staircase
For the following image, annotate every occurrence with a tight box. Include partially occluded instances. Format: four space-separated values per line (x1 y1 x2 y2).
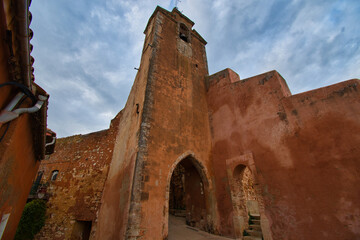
243 214 263 240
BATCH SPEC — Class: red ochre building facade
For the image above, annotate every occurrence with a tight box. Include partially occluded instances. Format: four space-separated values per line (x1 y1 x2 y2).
33 6 360 240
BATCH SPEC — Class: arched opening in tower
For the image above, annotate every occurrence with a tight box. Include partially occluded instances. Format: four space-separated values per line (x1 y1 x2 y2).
168 157 207 232
179 23 189 42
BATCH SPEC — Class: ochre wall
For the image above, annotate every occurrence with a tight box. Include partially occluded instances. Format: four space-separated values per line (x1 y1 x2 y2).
0 115 40 240
207 68 360 240
35 115 120 239
124 8 219 239
0 2 42 239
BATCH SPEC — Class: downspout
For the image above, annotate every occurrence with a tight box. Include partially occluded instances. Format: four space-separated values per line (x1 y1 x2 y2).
16 0 32 89
0 95 47 124
45 137 56 148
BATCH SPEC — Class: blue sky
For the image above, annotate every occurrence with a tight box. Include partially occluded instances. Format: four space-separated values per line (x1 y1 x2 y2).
29 0 360 137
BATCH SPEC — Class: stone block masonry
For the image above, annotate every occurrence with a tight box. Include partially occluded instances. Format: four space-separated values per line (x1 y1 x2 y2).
34 113 121 239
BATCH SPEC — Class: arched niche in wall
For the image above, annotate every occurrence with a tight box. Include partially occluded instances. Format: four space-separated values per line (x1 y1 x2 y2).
232 164 258 216
228 164 259 238
226 153 273 240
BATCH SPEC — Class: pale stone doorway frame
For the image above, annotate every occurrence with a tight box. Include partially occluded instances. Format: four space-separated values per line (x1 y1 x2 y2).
226 152 273 240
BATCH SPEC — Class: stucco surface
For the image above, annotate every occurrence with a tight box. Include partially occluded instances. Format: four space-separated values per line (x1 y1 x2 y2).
207 69 360 240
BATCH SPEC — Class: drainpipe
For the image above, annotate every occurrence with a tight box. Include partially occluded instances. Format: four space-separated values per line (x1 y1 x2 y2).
45 137 56 148
0 95 47 124
4 92 25 111
16 0 32 89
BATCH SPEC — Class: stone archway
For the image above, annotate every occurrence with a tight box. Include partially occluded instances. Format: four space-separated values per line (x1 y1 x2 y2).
226 153 273 240
231 164 259 234
169 157 207 228
165 154 215 239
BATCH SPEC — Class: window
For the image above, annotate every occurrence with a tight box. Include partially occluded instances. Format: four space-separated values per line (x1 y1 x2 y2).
51 170 59 181
179 23 189 42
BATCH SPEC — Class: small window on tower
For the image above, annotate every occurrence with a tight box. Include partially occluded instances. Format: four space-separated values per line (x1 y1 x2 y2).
51 170 59 181
179 23 189 43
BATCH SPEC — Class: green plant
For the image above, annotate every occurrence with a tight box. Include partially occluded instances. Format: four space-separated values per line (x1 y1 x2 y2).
14 200 46 240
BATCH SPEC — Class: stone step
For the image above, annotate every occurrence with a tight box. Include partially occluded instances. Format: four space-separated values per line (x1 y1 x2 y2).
249 224 261 231
250 219 260 225
244 236 262 240
245 229 263 237
249 213 260 220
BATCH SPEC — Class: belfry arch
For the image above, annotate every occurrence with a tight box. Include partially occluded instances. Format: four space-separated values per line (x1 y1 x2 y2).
164 153 215 238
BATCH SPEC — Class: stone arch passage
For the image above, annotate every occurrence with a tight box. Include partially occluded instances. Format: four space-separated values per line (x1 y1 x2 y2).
168 156 211 238
230 164 259 237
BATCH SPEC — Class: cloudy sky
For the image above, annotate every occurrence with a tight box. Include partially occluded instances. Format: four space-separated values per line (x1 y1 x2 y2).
29 0 360 137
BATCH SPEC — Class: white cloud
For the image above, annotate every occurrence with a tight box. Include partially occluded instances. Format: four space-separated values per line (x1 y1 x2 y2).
30 0 360 137
90 7 122 31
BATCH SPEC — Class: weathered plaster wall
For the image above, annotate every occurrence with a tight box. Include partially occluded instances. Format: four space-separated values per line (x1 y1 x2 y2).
35 115 120 240
0 114 40 240
207 68 360 240
0 2 42 239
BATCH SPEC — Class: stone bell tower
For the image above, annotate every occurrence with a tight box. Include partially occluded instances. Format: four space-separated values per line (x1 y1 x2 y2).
95 6 220 240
